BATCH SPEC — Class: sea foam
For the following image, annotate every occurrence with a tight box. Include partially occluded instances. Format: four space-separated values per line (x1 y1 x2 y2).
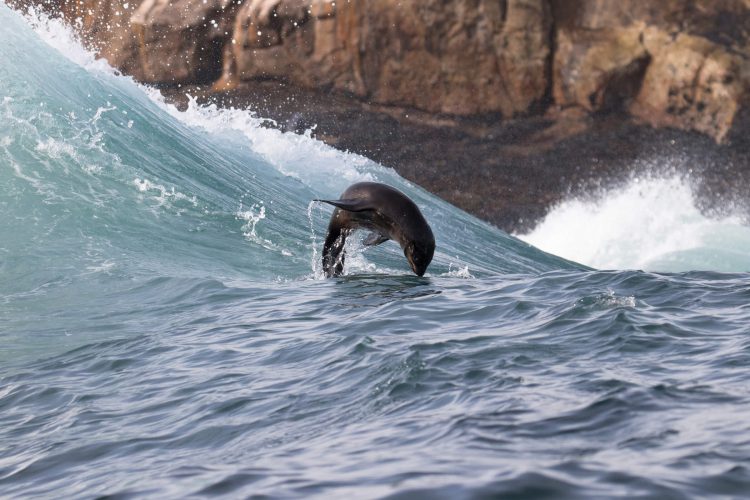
520 175 750 272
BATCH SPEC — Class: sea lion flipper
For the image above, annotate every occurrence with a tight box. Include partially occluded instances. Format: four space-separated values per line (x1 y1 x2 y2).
323 227 349 277
363 231 389 247
315 198 374 213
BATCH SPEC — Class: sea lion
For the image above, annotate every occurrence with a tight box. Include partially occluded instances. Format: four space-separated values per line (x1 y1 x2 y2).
316 182 435 277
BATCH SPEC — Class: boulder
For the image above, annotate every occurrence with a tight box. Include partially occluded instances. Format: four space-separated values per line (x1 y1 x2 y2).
553 25 650 112
550 0 750 142
631 29 748 143
130 0 236 83
225 0 553 117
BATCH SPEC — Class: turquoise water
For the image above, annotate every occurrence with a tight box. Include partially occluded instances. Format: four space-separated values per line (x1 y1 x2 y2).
2 5 750 498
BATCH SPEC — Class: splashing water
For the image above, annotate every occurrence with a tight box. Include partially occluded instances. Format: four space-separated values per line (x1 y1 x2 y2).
519 176 750 272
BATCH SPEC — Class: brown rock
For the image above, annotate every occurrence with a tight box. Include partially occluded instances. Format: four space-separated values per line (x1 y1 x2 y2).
229 0 314 84
631 28 747 143
550 0 750 142
553 25 650 112
227 0 553 117
11 0 749 143
130 0 237 83
310 0 335 19
356 0 552 116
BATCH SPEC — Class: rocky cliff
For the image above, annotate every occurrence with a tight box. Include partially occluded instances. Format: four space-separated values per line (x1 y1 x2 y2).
16 0 750 144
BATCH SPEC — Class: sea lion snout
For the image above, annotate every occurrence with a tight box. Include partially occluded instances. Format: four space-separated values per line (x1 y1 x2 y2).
405 241 434 277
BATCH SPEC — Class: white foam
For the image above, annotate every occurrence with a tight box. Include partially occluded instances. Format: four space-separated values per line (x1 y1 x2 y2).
92 105 117 124
578 290 636 309
157 96 377 193
35 137 78 160
440 263 475 279
236 200 294 257
83 260 116 274
236 202 267 242
519 176 750 272
306 200 325 279
19 6 115 75
134 177 198 210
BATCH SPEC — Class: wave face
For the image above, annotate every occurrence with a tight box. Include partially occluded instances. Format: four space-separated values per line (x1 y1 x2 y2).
0 4 575 359
3 5 750 498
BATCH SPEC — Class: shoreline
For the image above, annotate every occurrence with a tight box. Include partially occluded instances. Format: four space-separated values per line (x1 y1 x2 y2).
160 80 750 234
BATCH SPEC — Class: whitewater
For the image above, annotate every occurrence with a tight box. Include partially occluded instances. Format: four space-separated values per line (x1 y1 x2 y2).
2 4 750 498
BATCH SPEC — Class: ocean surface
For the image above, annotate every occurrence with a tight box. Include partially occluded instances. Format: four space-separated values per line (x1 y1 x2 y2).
2 4 750 498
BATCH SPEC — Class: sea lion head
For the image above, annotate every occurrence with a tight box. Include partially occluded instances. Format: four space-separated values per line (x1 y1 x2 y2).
404 238 435 277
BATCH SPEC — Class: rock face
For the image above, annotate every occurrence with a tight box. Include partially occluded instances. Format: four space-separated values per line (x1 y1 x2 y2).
14 0 750 142
550 0 750 142
631 28 747 142
130 0 236 83
224 0 552 117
